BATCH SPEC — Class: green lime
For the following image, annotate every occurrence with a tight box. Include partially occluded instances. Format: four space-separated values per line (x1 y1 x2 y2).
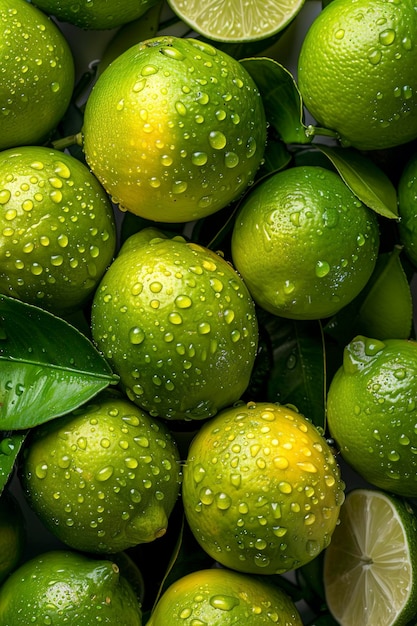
0 145 117 315
324 488 417 626
20 390 182 553
82 36 267 223
0 489 26 584
0 549 142 624
398 150 417 268
147 567 303 625
0 0 74 150
231 165 380 320
327 335 417 497
182 401 345 575
91 229 259 421
297 0 417 150
32 0 160 30
167 0 305 43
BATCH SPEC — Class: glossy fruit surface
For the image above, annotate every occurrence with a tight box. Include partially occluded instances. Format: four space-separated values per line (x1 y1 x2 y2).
82 36 267 223
182 401 345 575
21 391 182 553
327 335 417 496
231 165 380 320
297 0 417 150
91 229 259 421
0 550 143 624
0 0 74 150
0 146 117 314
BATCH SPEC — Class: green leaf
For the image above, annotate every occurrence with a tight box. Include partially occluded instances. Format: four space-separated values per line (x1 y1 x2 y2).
0 295 118 430
0 431 27 495
317 144 398 218
263 315 327 430
240 56 311 145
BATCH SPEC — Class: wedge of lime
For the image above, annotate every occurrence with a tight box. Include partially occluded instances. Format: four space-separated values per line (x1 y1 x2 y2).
167 0 305 42
324 488 417 626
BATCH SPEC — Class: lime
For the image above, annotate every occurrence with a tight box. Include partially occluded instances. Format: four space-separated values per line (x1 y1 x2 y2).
82 36 267 223
91 229 259 421
0 489 26 584
0 0 74 150
32 0 160 30
327 335 417 497
0 549 143 624
182 401 345 575
297 0 417 150
167 0 305 43
0 145 117 315
20 390 182 553
398 150 417 268
147 567 303 625
324 488 417 626
230 165 380 320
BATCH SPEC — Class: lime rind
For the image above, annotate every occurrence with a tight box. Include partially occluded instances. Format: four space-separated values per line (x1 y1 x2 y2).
324 488 417 626
167 0 306 43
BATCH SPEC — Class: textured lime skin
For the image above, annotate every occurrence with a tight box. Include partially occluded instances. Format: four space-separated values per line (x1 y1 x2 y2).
0 0 74 150
231 166 380 320
32 0 159 29
82 36 267 223
398 150 417 268
182 401 345 575
91 230 259 421
147 568 303 625
0 146 117 314
21 391 182 553
0 490 26 584
297 0 417 150
327 336 417 496
0 550 142 625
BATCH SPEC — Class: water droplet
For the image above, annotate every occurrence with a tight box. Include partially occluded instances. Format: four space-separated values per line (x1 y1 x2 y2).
129 327 145 345
210 594 239 611
0 189 11 204
379 29 396 46
368 49 382 65
335 28 345 40
95 465 114 482
224 151 239 168
200 487 214 505
168 311 183 325
191 151 208 166
315 260 330 277
35 463 48 479
208 130 227 149
215 492 232 510
172 180 187 194
278 481 292 494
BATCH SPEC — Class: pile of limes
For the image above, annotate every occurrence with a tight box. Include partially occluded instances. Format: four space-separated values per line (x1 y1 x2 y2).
2 0 417 624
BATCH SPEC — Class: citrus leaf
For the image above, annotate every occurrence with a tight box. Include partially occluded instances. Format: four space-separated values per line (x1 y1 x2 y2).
0 295 118 430
263 315 327 430
317 144 398 218
240 56 311 145
0 431 27 495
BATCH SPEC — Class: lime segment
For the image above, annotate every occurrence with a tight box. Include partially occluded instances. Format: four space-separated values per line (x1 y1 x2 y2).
324 488 417 626
167 0 305 42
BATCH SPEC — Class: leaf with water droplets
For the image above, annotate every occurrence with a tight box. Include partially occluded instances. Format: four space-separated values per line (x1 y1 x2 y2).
240 56 311 145
0 295 118 430
317 144 398 219
0 431 27 495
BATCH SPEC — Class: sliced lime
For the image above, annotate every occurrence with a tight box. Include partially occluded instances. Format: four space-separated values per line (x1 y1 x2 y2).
167 0 305 43
324 488 417 626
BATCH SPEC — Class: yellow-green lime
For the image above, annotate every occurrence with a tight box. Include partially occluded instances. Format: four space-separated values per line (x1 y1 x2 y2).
0 489 26 584
20 390 182 553
32 0 160 30
0 146 117 315
297 0 417 150
182 401 345 575
147 567 303 625
0 549 143 624
0 0 74 150
91 228 259 421
82 36 267 223
327 335 417 497
324 488 417 626
398 150 417 269
167 0 305 43
231 165 380 320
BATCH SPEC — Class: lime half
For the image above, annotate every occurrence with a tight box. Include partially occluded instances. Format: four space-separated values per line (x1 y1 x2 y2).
167 0 305 43
324 488 417 626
